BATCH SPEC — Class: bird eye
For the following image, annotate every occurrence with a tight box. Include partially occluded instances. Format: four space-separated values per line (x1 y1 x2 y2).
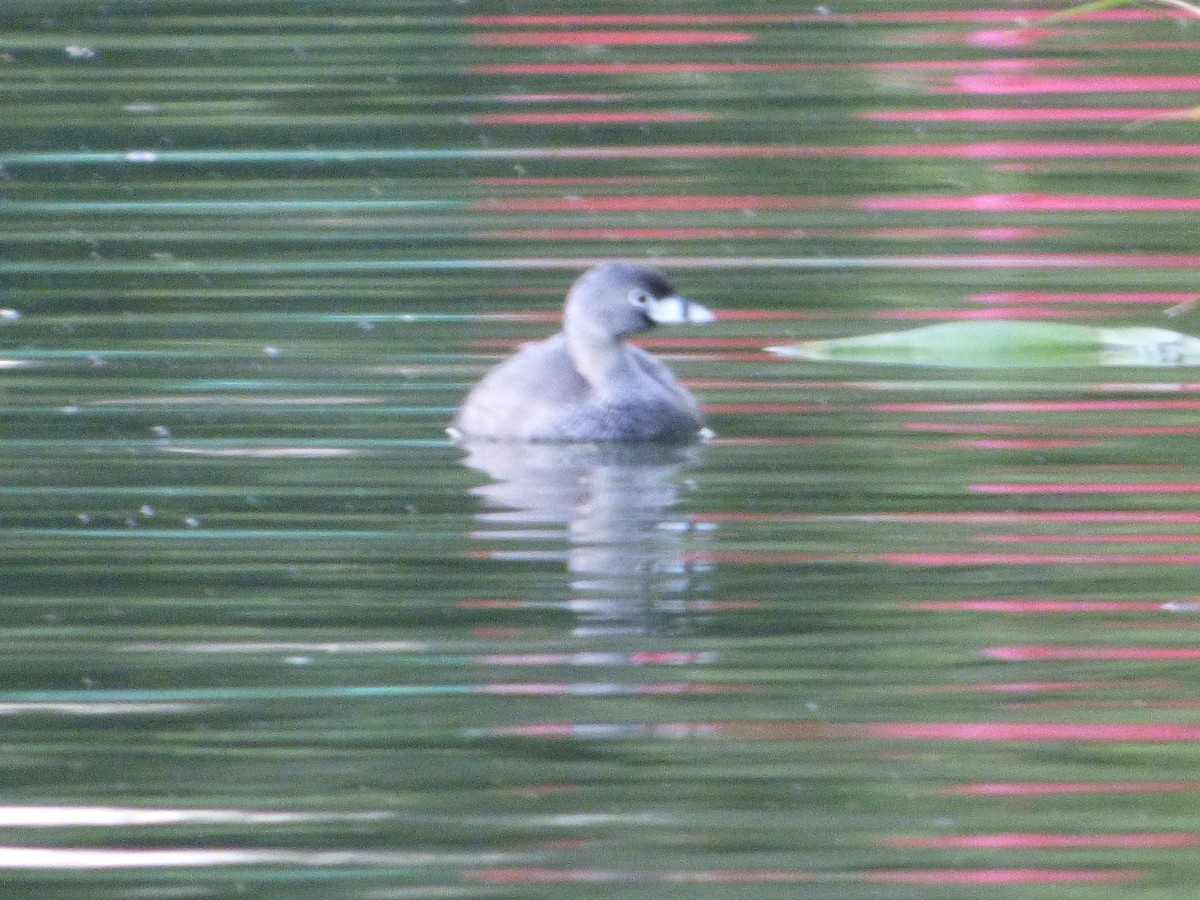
628 289 653 308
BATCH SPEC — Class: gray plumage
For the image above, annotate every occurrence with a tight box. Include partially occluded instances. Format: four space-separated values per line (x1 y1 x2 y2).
450 263 714 443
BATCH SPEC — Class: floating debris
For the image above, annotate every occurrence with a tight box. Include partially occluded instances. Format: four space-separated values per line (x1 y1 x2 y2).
766 321 1200 368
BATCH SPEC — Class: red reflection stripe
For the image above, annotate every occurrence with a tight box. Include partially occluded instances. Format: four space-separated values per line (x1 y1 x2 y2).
946 74 1200 94
472 112 716 125
886 833 1200 849
861 193 1200 212
987 646 1200 661
866 108 1176 122
472 30 755 46
947 781 1200 795
942 32 1200 51
961 28 1071 49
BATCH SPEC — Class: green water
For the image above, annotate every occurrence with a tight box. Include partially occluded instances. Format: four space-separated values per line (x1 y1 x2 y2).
4 2 1200 897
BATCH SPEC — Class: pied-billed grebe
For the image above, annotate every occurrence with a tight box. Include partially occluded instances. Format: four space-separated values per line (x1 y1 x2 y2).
450 263 714 443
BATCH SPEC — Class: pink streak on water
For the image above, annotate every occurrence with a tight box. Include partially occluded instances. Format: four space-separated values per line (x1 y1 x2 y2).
848 142 1200 160
944 75 1200 94
860 193 1200 212
865 107 1177 122
885 833 1200 849
961 28 1066 50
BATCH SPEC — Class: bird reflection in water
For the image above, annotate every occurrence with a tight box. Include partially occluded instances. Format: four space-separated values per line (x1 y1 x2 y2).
459 440 713 636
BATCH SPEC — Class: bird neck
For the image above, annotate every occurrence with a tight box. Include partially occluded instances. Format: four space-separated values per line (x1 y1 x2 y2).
567 330 637 395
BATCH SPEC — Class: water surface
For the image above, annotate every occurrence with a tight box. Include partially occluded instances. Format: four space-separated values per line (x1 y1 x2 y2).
4 2 1200 897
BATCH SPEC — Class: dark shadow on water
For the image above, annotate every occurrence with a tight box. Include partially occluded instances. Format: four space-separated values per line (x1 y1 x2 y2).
458 441 712 636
